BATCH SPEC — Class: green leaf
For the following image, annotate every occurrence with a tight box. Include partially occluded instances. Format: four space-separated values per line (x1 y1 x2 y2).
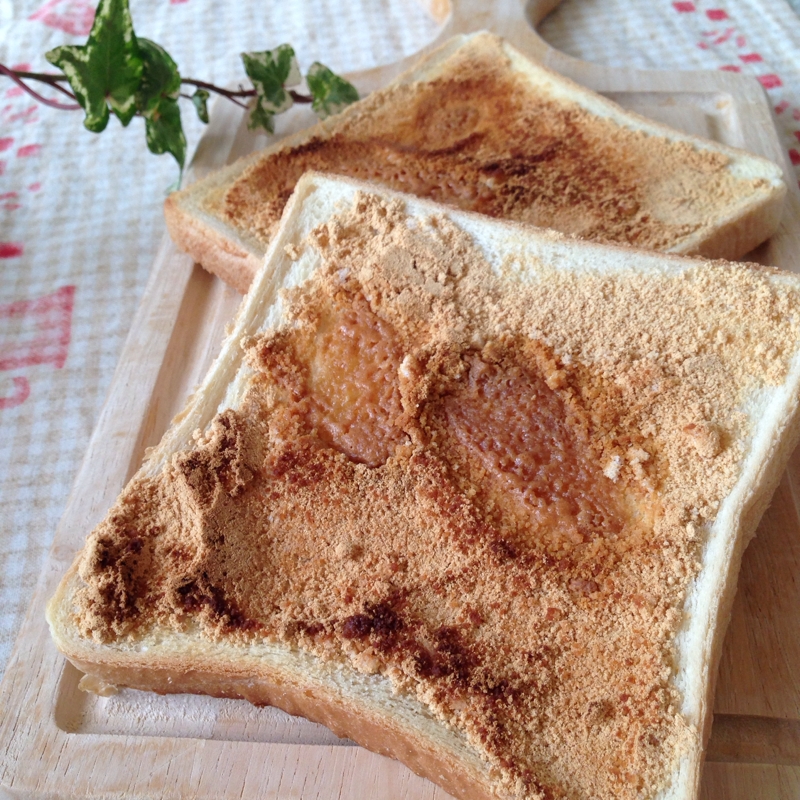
191 88 210 124
247 96 276 134
135 38 180 116
129 37 185 169
306 62 358 119
144 96 186 169
241 44 300 115
45 0 142 132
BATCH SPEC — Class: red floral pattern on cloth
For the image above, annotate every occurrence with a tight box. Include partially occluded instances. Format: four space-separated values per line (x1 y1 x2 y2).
670 1 800 186
0 288 73 408
1 73 44 229
0 285 75 371
0 376 30 410
0 243 24 258
28 0 96 36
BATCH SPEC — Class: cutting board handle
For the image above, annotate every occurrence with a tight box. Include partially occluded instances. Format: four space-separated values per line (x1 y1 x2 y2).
427 0 562 60
353 0 563 92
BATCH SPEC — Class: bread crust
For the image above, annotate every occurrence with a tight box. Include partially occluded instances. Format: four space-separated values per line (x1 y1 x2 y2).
48 560 497 800
697 386 800 750
681 191 785 262
164 193 261 294
64 656 497 800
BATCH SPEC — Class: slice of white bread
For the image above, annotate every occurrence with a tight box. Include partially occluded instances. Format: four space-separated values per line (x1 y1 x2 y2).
50 174 800 800
164 31 786 293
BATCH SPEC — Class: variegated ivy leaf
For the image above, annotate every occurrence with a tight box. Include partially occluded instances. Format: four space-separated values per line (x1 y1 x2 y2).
191 89 210 124
135 38 181 115
242 44 300 128
306 62 358 120
133 38 185 168
247 96 276 134
145 96 186 170
45 0 142 132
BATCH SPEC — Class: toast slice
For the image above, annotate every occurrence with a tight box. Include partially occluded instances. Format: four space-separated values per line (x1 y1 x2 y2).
164 32 786 293
50 174 800 800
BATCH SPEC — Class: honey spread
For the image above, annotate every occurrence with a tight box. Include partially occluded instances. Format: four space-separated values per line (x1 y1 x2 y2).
219 37 763 255
75 194 800 799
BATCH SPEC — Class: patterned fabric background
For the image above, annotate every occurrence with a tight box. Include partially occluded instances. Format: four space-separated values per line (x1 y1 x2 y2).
0 0 799 693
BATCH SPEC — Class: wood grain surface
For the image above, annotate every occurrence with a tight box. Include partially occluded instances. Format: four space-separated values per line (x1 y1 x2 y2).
1 1 798 797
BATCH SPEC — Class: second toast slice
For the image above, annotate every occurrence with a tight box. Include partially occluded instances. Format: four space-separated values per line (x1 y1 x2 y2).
165 32 787 292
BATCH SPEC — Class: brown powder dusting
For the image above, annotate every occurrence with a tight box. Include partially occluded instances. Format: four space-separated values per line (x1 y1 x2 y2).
219 36 756 255
75 193 800 800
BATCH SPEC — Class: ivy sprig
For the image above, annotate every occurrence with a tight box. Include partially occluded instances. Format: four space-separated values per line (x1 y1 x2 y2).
1 0 358 175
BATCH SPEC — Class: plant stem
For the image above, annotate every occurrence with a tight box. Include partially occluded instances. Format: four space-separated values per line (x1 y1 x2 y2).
0 65 80 110
288 88 314 104
180 77 313 105
0 67 315 113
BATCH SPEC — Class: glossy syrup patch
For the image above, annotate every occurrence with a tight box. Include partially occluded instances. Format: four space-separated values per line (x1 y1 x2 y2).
304 295 407 467
438 349 626 554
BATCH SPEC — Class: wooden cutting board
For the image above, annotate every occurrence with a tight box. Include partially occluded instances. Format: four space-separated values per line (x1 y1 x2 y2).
1 1 799 797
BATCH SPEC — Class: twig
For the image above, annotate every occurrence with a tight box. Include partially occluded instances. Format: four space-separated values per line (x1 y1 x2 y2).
0 66 316 114
0 65 80 110
180 77 313 105
288 89 313 104
180 77 254 100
